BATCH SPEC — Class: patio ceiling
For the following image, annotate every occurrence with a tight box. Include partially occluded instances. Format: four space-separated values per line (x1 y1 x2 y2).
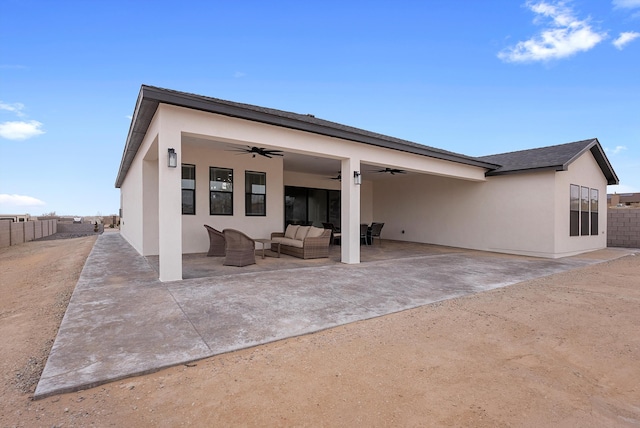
182 134 417 182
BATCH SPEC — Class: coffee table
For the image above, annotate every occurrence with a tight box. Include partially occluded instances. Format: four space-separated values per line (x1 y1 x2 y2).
255 238 281 259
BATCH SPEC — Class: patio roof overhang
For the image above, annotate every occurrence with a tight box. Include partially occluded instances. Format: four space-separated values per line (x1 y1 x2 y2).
115 85 500 188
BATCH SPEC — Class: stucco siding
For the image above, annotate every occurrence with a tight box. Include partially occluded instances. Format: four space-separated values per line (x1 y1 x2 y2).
120 118 161 255
373 171 558 257
180 144 284 254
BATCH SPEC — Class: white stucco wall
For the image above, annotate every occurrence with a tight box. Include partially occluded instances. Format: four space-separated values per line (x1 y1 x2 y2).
373 170 558 257
181 144 284 254
372 150 609 258
120 113 162 255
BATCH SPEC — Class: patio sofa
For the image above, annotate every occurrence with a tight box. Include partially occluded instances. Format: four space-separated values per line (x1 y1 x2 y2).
270 225 331 259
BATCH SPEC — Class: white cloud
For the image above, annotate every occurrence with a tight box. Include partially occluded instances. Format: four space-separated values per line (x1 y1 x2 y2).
0 101 26 117
0 120 45 140
606 145 628 155
498 1 607 63
613 31 640 49
0 194 46 207
612 0 640 9
234 71 247 78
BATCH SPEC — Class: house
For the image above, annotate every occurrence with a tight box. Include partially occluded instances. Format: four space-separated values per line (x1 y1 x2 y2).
608 192 640 208
115 85 618 281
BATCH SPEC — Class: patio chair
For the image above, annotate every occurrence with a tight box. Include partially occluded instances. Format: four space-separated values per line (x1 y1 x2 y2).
222 229 256 267
360 223 370 245
204 225 225 257
322 222 341 245
369 222 385 245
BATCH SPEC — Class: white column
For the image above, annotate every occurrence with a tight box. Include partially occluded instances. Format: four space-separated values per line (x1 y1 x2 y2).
157 116 183 281
341 157 361 264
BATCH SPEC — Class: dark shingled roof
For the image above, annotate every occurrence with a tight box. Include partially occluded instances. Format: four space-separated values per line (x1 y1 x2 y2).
478 139 619 185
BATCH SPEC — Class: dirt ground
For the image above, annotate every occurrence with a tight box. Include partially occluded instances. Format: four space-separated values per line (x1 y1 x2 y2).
1 236 639 427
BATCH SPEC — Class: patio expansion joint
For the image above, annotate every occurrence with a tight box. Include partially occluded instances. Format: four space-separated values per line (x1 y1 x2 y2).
166 287 213 353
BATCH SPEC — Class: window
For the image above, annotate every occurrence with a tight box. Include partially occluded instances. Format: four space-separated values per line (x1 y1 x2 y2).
181 164 195 215
570 184 580 236
245 171 266 216
210 167 233 215
570 184 599 237
590 188 599 235
581 186 590 236
284 186 341 228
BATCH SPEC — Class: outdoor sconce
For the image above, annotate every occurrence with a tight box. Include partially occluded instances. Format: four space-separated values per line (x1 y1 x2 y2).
167 148 177 168
354 170 362 185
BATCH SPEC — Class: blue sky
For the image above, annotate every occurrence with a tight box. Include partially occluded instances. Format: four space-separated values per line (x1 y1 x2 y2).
1 0 638 216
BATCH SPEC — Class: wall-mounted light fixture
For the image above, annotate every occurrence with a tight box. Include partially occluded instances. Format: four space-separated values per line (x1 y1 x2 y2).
354 170 362 185
167 148 177 168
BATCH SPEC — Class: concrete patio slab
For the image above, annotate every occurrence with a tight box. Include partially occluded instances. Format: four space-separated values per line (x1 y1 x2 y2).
34 233 635 399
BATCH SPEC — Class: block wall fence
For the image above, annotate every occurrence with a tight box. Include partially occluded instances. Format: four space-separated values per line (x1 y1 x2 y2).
607 208 640 248
0 220 57 248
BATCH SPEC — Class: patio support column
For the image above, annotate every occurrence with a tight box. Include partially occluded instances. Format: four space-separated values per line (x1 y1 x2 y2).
340 157 360 264
157 115 182 282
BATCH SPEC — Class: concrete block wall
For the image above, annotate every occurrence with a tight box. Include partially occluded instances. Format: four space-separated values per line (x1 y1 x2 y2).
0 220 10 247
0 219 58 248
34 221 43 239
608 208 640 248
24 222 35 242
11 222 25 245
57 223 103 233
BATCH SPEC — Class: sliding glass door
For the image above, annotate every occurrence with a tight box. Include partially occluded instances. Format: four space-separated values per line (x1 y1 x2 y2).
284 186 340 229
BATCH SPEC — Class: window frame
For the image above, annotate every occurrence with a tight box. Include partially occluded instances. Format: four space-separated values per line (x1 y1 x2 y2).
570 184 580 237
209 167 234 216
570 184 600 237
580 186 590 236
181 164 196 215
590 188 599 236
245 170 266 216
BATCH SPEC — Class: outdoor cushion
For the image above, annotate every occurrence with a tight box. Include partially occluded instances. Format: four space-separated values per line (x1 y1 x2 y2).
284 224 299 239
306 226 325 238
295 226 310 240
272 237 304 248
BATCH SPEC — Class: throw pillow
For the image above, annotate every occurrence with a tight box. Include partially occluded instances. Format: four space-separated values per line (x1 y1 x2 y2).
284 224 299 239
306 226 325 238
295 226 310 240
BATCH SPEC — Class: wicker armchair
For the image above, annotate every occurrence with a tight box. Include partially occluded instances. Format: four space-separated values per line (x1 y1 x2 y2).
204 225 225 257
222 229 256 267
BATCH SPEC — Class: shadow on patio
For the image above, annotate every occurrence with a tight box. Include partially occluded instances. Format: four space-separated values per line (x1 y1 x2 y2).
146 240 470 279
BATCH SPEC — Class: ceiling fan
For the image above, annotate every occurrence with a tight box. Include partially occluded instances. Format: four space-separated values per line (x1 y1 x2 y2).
229 146 284 158
373 167 407 175
328 173 341 181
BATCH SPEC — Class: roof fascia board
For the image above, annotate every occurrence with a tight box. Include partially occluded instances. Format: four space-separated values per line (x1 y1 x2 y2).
485 165 563 177
562 138 619 185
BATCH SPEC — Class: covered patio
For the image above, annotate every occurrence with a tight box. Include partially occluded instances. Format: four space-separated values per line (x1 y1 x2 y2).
146 239 469 279
34 232 632 399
